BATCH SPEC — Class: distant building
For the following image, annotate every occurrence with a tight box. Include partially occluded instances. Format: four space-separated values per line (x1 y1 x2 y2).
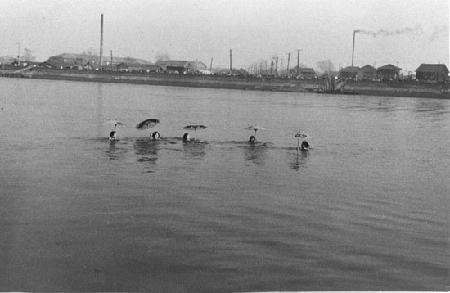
213 68 248 77
42 54 89 70
144 64 163 73
0 56 16 65
198 69 212 75
339 66 360 80
188 61 207 72
116 63 129 72
377 64 401 81
9 60 41 68
297 67 317 79
117 63 162 73
416 64 449 82
42 53 152 70
357 65 377 81
155 60 207 74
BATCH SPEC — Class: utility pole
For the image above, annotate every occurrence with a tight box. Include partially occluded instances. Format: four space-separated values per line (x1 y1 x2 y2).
229 49 232 73
99 14 104 68
297 49 301 75
210 57 213 72
110 50 113 71
275 56 278 76
287 52 291 78
16 42 21 66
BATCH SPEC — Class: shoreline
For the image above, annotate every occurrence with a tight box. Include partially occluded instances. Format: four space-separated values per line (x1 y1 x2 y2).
1 69 448 99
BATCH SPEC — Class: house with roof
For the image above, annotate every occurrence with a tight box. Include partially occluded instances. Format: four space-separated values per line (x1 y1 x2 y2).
339 66 360 80
42 54 94 70
357 65 377 81
377 64 401 81
155 60 207 74
416 64 449 82
41 53 153 71
297 67 317 79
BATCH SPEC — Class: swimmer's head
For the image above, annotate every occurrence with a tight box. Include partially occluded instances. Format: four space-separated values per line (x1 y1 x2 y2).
151 131 161 140
249 135 256 144
301 141 309 150
109 130 117 140
182 132 190 142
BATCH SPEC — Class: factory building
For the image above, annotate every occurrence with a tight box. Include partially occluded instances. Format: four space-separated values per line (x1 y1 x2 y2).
155 60 207 74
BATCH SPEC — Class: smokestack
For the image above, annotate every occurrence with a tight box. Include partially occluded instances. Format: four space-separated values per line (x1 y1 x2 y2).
16 42 21 66
99 14 104 67
286 52 291 77
352 30 356 67
229 49 232 73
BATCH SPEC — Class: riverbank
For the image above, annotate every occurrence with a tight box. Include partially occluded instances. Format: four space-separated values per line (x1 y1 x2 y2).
1 69 448 99
0 69 308 92
341 80 449 99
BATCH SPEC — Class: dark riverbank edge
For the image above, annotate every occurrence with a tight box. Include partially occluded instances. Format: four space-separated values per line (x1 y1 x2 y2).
1 69 448 99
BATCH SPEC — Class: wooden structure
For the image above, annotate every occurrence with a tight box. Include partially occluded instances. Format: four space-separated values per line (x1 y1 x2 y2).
416 64 449 82
377 64 401 81
357 65 377 81
298 67 317 79
339 66 360 80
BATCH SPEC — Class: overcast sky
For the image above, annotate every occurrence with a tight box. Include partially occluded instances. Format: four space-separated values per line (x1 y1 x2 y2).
1 0 448 71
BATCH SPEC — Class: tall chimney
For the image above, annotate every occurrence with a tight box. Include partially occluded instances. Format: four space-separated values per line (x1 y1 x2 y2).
352 30 356 67
229 49 232 73
99 14 104 67
286 52 290 77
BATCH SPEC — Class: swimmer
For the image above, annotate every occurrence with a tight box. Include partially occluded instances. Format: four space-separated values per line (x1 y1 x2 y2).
182 132 191 143
151 131 161 140
249 135 256 145
300 141 310 151
109 130 118 141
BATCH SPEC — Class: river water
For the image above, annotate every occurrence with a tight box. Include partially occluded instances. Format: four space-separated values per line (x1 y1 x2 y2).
0 78 448 292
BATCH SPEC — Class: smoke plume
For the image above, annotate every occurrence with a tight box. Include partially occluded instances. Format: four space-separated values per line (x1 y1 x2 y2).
429 25 447 42
316 60 336 73
155 52 170 62
354 25 423 37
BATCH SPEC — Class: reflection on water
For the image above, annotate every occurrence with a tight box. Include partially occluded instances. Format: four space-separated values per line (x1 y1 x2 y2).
341 97 404 113
243 143 267 165
414 99 448 122
182 141 207 159
105 140 127 160
289 149 309 171
95 84 104 138
134 138 161 173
